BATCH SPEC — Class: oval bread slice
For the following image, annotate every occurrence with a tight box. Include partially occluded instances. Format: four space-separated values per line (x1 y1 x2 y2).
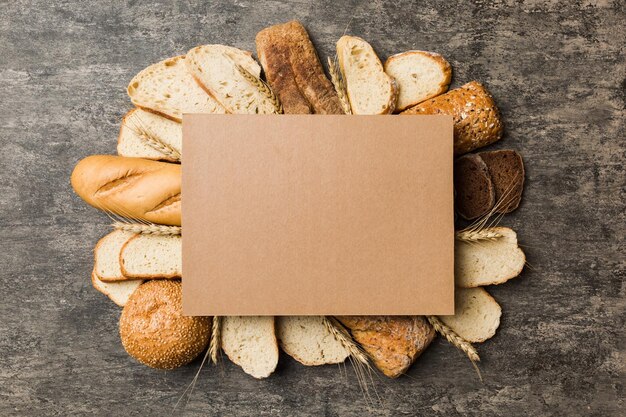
127 55 226 122
221 316 278 379
120 234 181 279
276 316 349 366
91 269 143 307
439 287 501 343
336 35 397 114
384 51 451 112
455 226 525 287
117 108 182 161
94 230 136 282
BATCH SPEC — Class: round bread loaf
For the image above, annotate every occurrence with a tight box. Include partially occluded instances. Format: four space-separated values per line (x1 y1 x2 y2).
119 280 210 369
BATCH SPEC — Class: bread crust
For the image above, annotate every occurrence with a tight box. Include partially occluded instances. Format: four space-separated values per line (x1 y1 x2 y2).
119 234 182 279
401 81 503 155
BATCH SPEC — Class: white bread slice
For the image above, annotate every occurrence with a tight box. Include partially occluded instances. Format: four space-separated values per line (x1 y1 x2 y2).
120 234 181 279
221 316 278 379
336 35 397 114
91 269 142 307
439 287 501 343
455 227 526 288
117 108 182 161
127 55 226 122
186 45 276 114
276 316 349 366
384 51 452 112
94 230 136 282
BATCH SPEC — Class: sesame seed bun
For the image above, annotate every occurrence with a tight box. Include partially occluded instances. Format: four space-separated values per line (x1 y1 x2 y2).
119 280 210 369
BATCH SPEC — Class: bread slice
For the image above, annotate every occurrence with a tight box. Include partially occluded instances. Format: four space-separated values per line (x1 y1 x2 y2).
455 227 525 287
479 150 525 213
91 269 143 307
439 287 501 343
276 316 349 366
117 108 182 161
127 55 226 122
384 51 451 112
336 35 397 114
454 154 496 220
186 45 276 114
221 316 279 379
94 230 136 282
120 234 181 279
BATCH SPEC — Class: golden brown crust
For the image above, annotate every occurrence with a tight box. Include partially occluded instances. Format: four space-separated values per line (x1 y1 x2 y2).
119 280 211 369
336 316 435 378
401 81 503 155
70 155 181 226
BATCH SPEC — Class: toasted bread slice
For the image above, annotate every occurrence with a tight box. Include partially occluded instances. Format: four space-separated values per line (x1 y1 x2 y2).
276 316 349 366
336 35 397 114
221 316 278 379
439 287 501 343
455 227 525 287
384 51 451 112
186 45 276 114
120 234 181 279
127 55 226 122
94 230 136 282
117 108 182 161
91 269 143 307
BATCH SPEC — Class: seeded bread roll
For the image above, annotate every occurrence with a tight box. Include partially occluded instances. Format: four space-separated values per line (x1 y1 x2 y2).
119 280 211 369
454 154 496 220
479 150 525 213
70 155 181 226
401 81 503 155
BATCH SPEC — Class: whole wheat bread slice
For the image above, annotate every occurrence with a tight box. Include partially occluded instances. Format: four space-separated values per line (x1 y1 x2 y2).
439 287 501 343
336 35 397 114
186 45 276 114
117 108 182 161
221 316 278 379
454 153 496 220
384 51 451 112
276 316 349 366
127 55 226 122
455 226 525 287
91 269 143 307
479 150 525 213
94 230 137 282
120 234 181 279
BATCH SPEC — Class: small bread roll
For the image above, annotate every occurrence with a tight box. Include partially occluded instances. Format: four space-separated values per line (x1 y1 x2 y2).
119 280 210 369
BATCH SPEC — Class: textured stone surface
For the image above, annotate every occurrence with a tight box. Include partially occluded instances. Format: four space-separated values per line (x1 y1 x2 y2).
0 0 624 415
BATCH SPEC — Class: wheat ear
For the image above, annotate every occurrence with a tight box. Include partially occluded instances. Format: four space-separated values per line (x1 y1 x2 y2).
234 64 283 114
209 316 222 364
126 114 181 161
427 315 482 381
112 221 181 236
456 228 502 242
327 56 352 114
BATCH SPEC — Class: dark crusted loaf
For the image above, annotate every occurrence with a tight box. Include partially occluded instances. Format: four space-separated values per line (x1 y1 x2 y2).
454 153 496 220
479 150 525 213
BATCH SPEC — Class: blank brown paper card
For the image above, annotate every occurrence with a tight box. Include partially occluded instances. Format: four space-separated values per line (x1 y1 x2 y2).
182 115 454 316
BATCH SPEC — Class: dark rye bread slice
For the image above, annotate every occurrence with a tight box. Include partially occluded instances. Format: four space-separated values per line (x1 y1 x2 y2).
454 154 496 220
479 150 525 213
256 21 344 114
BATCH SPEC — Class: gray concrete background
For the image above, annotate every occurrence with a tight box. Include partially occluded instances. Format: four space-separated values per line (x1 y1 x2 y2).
0 0 624 415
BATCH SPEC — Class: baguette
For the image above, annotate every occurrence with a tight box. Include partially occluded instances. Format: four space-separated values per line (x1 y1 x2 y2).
401 81 503 155
71 155 181 226
117 108 182 162
120 234 181 279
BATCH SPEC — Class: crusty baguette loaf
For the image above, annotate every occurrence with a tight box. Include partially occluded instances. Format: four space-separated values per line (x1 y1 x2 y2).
94 229 136 282
185 45 276 114
454 153 496 220
336 35 397 115
71 155 181 226
401 81 503 155
455 226 525 287
384 51 451 112
221 316 279 379
120 234 181 279
256 21 344 114
439 287 501 343
91 269 143 307
336 316 435 378
276 316 349 366
127 55 225 122
117 108 182 162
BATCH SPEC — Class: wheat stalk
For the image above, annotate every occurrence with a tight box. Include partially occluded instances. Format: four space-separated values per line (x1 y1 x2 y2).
209 316 222 364
323 317 369 365
427 315 482 381
235 64 283 114
111 221 181 236
455 228 502 242
327 56 352 114
126 114 181 161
